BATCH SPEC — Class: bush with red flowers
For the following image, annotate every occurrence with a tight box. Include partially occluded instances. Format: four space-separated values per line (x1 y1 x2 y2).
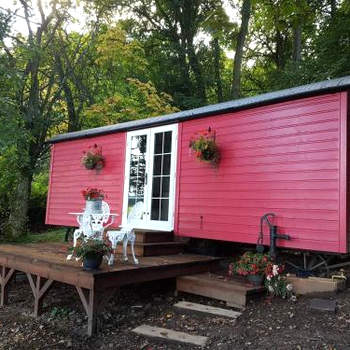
81 188 106 200
189 128 220 166
229 251 270 276
81 144 105 170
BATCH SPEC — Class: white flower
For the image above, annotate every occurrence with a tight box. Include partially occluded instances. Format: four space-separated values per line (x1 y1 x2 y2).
266 275 271 281
290 295 297 302
268 285 274 292
272 265 279 276
286 284 293 291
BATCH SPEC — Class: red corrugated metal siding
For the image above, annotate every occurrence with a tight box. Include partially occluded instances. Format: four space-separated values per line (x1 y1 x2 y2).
46 133 126 227
175 92 348 253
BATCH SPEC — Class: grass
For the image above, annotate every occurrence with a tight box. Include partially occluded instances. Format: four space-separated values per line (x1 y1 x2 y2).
1 228 66 244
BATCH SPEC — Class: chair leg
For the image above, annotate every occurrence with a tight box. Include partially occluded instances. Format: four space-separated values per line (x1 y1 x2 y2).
122 237 128 262
67 229 81 260
129 234 139 264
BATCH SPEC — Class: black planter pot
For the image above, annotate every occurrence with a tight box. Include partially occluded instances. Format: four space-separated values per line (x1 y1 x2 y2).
83 254 103 271
247 274 264 286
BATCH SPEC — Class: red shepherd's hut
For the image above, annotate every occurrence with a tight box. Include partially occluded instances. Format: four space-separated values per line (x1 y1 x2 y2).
46 76 350 255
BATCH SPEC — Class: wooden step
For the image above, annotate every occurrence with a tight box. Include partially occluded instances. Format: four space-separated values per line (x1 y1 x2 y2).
176 272 265 309
133 325 208 347
134 230 174 243
174 301 242 319
116 241 185 257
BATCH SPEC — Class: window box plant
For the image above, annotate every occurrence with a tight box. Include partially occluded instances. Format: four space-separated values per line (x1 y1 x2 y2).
81 144 105 170
74 237 111 270
189 128 220 166
229 251 270 286
81 188 106 213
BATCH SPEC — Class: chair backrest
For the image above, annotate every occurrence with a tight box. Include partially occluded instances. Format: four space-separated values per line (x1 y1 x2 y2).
124 201 144 229
101 201 110 224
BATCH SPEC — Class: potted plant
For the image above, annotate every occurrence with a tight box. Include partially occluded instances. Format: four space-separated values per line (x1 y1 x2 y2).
74 237 111 270
229 251 270 286
82 188 106 213
81 144 105 170
189 127 220 166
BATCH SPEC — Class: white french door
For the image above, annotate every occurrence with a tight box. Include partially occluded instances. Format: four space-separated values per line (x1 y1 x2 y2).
122 124 178 231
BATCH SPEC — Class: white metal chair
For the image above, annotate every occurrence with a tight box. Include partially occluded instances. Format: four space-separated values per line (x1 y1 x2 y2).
106 201 144 265
67 201 113 261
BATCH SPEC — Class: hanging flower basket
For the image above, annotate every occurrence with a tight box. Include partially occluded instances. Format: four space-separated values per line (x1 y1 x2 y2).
81 144 105 170
189 127 220 166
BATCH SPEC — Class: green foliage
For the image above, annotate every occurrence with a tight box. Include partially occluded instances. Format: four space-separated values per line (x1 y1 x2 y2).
50 306 71 319
83 78 179 128
74 237 111 259
0 228 65 244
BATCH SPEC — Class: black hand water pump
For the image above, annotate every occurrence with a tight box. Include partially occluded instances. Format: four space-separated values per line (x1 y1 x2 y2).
257 213 291 259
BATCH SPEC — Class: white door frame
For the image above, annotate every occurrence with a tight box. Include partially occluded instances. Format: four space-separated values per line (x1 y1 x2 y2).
122 124 178 231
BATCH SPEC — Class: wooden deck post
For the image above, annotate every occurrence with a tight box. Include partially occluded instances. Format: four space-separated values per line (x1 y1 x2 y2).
76 286 118 336
26 273 54 317
0 266 15 306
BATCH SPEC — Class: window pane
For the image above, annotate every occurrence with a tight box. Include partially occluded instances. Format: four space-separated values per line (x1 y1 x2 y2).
151 199 160 220
154 133 163 154
163 154 171 175
152 177 161 197
127 198 136 217
160 199 169 221
164 131 172 153
153 155 162 175
162 176 170 197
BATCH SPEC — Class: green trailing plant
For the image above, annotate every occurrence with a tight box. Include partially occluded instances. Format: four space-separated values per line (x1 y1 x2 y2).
189 128 220 166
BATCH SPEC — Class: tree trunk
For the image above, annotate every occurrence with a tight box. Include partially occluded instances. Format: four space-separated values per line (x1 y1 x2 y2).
6 172 32 239
231 0 251 99
292 23 302 63
212 37 223 102
187 41 206 103
275 29 285 70
329 0 337 18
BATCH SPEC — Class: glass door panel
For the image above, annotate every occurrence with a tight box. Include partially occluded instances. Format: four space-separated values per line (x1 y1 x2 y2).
150 131 172 221
126 134 147 225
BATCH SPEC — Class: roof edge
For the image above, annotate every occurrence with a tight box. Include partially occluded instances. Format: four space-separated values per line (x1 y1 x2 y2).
48 75 350 144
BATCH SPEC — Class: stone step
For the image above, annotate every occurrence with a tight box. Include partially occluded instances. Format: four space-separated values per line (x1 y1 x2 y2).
132 325 208 347
134 230 174 243
174 301 242 319
116 241 185 257
177 272 265 309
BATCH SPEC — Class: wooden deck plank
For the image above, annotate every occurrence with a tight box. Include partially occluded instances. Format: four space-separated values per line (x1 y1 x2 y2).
0 243 220 289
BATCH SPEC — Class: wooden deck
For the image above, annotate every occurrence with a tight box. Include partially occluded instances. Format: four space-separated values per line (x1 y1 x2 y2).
0 243 220 336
